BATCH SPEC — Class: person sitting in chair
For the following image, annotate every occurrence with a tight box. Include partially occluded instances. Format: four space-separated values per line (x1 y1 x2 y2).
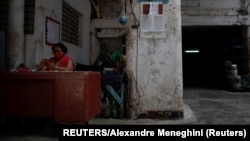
37 43 74 71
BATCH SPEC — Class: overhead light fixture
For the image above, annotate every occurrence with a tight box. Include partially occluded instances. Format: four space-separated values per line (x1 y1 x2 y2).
185 49 199 53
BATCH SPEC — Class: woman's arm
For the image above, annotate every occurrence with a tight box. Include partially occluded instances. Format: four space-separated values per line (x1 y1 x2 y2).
56 59 74 71
47 59 74 71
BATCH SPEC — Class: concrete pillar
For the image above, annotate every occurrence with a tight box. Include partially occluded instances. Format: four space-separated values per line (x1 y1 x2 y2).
7 0 25 71
127 0 183 119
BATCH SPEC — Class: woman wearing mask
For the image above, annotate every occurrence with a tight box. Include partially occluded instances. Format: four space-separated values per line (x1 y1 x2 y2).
37 43 74 71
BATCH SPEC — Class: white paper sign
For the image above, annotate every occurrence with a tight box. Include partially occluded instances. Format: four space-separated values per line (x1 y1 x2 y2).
46 17 60 46
140 2 166 38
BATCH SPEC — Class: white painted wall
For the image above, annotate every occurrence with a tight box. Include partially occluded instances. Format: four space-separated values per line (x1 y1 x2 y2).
24 0 91 69
7 0 24 70
127 0 183 118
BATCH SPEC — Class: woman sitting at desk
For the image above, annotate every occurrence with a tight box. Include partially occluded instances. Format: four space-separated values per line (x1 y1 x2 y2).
37 43 74 71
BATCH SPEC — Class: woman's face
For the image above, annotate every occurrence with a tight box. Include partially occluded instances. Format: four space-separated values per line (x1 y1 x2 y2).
54 46 63 53
54 46 64 59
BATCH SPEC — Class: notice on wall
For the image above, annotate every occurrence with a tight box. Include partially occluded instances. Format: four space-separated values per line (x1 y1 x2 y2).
140 2 166 38
46 16 60 46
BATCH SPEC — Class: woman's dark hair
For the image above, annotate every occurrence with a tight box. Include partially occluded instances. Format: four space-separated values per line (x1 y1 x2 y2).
52 43 67 54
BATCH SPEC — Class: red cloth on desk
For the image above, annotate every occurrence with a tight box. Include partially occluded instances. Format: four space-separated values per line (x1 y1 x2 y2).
15 63 32 72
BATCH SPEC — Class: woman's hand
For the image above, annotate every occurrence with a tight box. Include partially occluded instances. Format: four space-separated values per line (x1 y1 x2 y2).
37 59 48 71
46 62 57 70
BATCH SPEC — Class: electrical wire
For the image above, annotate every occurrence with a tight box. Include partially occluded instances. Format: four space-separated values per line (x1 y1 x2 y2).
129 1 140 27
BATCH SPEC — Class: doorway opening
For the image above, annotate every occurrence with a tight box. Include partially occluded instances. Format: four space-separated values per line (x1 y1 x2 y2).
182 26 248 89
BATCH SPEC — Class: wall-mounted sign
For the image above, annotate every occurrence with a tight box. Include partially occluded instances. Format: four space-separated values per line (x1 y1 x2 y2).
46 16 60 46
140 2 166 38
137 0 169 4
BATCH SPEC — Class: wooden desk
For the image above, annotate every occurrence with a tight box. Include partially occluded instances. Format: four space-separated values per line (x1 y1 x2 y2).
0 71 101 123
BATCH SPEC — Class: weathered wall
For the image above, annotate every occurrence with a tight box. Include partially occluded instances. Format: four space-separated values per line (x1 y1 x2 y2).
24 0 91 69
182 0 249 25
127 0 183 119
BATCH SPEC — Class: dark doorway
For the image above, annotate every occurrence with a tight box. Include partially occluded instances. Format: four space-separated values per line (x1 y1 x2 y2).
0 31 6 72
182 26 247 89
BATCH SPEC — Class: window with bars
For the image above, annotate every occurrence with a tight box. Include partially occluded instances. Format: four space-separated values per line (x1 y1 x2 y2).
24 0 35 34
62 1 81 45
